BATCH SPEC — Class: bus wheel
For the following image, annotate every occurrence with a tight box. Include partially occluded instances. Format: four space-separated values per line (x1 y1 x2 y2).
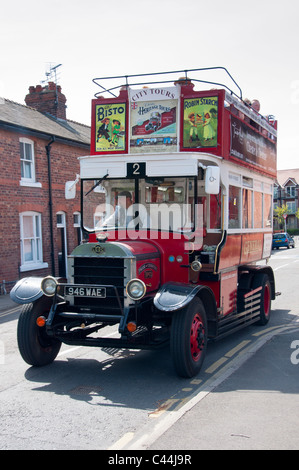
17 297 61 366
170 298 207 378
252 273 271 326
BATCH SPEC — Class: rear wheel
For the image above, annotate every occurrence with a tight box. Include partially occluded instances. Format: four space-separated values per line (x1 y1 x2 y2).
17 296 61 366
170 298 207 378
252 273 271 326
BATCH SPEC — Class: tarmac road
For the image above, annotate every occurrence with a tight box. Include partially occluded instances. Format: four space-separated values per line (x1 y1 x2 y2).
144 245 299 450
0 244 299 451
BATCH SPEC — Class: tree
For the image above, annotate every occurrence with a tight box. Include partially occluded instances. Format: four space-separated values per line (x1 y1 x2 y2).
274 203 290 229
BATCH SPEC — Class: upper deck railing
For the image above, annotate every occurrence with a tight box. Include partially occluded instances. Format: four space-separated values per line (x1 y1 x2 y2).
90 67 277 178
92 67 276 137
92 67 243 100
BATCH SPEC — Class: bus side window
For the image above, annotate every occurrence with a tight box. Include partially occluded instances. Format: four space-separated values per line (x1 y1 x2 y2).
197 196 207 231
264 193 272 227
229 186 241 228
254 191 263 228
242 188 253 229
210 192 221 229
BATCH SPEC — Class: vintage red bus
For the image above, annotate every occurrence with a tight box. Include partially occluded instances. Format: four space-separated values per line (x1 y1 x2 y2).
12 68 278 377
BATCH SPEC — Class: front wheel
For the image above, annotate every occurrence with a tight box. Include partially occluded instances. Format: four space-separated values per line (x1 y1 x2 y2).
170 298 207 378
17 296 61 366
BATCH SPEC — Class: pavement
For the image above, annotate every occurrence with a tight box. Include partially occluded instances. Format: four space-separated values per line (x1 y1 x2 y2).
1 293 299 450
148 325 299 450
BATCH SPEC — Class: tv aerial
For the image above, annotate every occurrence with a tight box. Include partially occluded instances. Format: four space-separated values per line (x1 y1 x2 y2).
42 63 62 85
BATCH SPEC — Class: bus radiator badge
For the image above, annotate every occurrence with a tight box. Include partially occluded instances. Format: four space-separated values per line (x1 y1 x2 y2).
93 244 105 255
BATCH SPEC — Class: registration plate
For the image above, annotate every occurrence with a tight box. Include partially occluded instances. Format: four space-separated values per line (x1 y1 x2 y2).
65 285 106 298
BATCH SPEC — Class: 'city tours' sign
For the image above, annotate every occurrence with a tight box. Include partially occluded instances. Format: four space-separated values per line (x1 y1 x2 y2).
129 87 178 154
129 86 180 102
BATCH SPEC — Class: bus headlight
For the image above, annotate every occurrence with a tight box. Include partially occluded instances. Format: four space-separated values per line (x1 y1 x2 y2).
41 276 57 296
191 260 202 272
126 279 146 300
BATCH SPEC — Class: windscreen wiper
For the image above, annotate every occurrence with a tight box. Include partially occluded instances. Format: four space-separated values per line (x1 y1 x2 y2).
85 173 109 196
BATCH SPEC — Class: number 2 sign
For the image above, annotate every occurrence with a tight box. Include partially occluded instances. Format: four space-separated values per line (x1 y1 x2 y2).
127 162 146 178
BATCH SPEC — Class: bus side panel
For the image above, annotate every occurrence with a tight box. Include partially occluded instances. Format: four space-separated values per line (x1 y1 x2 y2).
218 234 241 271
220 269 238 316
240 233 264 264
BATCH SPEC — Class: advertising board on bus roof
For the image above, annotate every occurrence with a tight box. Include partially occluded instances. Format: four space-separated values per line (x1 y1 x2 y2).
90 83 276 178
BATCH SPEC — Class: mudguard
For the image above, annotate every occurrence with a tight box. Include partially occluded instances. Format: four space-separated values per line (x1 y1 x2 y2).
154 282 215 313
10 277 44 304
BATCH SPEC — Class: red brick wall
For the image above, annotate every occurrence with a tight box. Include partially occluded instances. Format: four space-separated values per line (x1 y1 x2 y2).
0 128 88 290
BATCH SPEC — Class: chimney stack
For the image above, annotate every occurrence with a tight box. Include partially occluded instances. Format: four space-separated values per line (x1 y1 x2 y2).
25 82 67 120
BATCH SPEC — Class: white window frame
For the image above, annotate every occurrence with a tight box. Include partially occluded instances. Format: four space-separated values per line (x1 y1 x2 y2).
20 211 48 272
19 138 42 188
228 172 273 232
73 211 82 244
56 211 68 277
73 212 81 227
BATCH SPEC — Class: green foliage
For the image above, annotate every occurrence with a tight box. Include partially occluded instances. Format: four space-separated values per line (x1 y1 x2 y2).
273 203 291 228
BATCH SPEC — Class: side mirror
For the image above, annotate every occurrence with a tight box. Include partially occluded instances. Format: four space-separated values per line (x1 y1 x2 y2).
205 166 220 194
65 181 77 199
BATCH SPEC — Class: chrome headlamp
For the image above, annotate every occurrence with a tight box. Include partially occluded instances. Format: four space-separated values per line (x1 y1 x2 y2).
191 259 202 272
126 279 146 300
41 276 57 296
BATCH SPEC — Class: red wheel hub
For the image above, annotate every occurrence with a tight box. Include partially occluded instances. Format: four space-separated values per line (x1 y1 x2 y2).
190 314 205 362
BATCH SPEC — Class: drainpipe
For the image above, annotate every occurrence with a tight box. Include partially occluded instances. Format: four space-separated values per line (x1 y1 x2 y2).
45 137 56 276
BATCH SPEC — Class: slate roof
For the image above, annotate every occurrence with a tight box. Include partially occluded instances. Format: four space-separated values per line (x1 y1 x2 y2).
276 169 299 187
0 98 90 146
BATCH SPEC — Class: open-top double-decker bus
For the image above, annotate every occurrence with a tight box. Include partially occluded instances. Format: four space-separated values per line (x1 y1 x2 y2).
12 68 278 377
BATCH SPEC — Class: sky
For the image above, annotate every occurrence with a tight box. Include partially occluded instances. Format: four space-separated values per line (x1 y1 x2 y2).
1 0 298 170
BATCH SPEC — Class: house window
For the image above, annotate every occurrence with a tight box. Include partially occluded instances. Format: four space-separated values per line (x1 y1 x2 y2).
287 201 296 213
19 138 41 187
73 212 82 245
20 212 48 272
20 138 34 181
285 186 295 198
56 211 68 278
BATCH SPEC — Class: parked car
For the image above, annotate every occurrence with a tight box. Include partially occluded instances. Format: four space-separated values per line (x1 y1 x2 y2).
272 232 295 249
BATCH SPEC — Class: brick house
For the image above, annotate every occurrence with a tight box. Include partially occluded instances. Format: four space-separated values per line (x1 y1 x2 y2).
274 169 299 230
0 82 90 293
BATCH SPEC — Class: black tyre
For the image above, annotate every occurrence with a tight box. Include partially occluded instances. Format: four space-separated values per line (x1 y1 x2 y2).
252 273 271 326
170 298 207 378
17 296 61 366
